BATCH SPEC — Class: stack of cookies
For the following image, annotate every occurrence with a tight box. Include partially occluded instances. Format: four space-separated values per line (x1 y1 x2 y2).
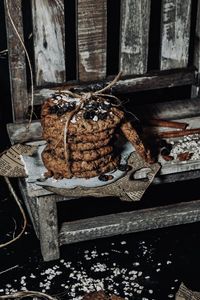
41 92 152 180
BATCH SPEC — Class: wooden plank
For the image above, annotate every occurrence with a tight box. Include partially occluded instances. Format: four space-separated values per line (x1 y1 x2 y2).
7 121 43 144
31 0 65 86
119 0 151 75
18 179 40 237
32 69 196 105
59 199 200 244
134 98 200 120
113 68 195 93
37 195 60 261
154 169 200 184
77 0 107 81
194 0 200 80
26 182 53 198
160 0 192 70
4 0 29 122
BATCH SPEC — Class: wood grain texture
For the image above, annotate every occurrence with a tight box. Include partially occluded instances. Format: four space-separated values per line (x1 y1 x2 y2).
194 0 200 76
160 0 192 70
154 169 200 184
32 69 196 106
59 199 200 244
134 98 200 120
77 0 107 81
31 0 65 86
18 179 40 237
7 121 43 144
25 182 53 198
4 0 29 122
37 195 60 261
112 69 195 93
119 0 151 75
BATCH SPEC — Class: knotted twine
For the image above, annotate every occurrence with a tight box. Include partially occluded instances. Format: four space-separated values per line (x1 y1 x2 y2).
51 71 123 178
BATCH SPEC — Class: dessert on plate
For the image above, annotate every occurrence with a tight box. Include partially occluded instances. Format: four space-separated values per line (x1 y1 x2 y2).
41 92 152 180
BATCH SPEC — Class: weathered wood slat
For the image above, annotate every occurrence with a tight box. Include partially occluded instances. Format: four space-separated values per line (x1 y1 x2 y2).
153 169 200 184
119 0 151 75
33 69 196 105
160 0 192 70
37 195 60 261
134 98 200 121
4 0 29 122
18 179 40 237
113 68 194 94
59 199 200 244
7 121 42 144
77 0 107 81
31 0 65 86
25 181 53 198
194 0 200 79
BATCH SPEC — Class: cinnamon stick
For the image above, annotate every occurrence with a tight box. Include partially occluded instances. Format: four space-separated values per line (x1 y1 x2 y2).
157 128 200 138
146 118 188 130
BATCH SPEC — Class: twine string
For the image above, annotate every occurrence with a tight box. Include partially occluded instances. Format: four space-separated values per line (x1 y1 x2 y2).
93 71 122 95
57 72 123 176
0 290 57 300
0 177 27 249
63 103 83 177
58 71 123 104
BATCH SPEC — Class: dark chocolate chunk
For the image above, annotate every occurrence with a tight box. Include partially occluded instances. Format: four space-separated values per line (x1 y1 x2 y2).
158 139 168 148
84 101 99 110
55 102 76 116
83 110 96 120
100 102 111 110
63 101 76 112
98 174 114 181
118 164 132 172
98 112 108 120
51 93 63 100
57 107 65 116
49 105 59 114
161 147 171 156
37 177 47 182
166 143 172 151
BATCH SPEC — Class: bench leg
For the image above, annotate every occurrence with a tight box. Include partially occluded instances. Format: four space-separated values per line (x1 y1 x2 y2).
37 195 60 261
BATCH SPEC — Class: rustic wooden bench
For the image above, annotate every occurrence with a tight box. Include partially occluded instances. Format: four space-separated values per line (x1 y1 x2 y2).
3 0 200 261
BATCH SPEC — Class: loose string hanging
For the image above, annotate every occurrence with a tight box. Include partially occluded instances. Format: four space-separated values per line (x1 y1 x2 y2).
0 290 57 300
0 177 27 249
5 0 34 126
94 71 122 95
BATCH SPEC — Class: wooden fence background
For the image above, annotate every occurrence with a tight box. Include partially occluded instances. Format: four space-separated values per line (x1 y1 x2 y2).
3 0 200 121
